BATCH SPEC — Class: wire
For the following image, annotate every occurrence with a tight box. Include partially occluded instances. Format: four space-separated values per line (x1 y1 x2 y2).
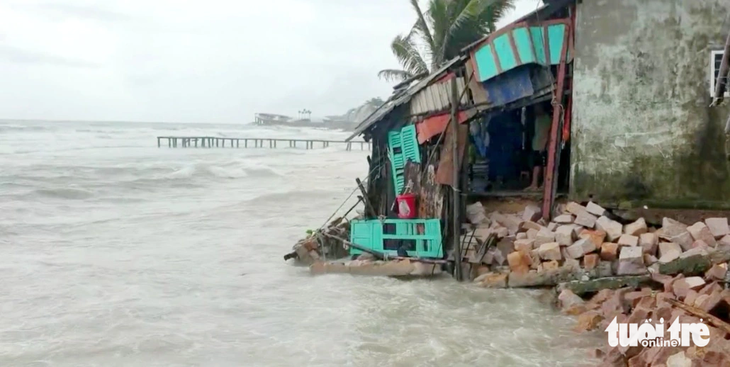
317 156 385 230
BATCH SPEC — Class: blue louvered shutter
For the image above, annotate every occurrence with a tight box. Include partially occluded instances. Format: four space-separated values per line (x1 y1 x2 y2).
388 125 421 195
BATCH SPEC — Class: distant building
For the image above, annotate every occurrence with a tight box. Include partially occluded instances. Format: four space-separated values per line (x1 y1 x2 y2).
254 113 292 125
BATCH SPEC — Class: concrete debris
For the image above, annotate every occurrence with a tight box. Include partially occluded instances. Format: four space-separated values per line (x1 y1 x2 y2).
574 211 597 228
639 233 658 255
566 202 588 216
466 202 488 224
687 221 717 247
617 234 639 247
705 217 730 239
596 216 623 242
534 228 557 247
555 225 577 247
522 205 542 222
623 218 648 236
600 243 619 261
585 201 606 217
553 214 574 224
538 242 562 261
658 242 682 264
616 246 646 276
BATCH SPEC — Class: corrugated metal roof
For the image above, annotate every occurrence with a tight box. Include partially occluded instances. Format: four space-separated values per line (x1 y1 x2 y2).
409 76 468 116
345 56 466 142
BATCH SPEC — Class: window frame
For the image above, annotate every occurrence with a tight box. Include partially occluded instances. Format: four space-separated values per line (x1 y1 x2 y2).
710 50 729 97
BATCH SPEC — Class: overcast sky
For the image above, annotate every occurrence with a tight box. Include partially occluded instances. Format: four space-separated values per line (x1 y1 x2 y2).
0 0 542 123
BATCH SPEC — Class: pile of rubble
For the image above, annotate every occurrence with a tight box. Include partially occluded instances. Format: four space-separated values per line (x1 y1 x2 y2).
559 269 730 366
285 217 443 277
284 217 351 265
464 201 730 288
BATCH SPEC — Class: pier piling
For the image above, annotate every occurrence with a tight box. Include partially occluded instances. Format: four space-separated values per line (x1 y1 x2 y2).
156 136 369 151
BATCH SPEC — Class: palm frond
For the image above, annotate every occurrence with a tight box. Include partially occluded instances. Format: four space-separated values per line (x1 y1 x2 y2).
389 34 430 76
377 69 415 82
438 0 509 62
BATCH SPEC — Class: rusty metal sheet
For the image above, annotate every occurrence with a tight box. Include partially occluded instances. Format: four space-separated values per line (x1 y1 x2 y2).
416 111 470 144
419 164 444 219
435 124 469 187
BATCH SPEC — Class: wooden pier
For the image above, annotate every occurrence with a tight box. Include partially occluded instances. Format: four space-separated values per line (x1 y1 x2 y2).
156 136 371 151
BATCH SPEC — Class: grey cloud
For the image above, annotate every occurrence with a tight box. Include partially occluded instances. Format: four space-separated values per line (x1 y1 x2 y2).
0 45 99 68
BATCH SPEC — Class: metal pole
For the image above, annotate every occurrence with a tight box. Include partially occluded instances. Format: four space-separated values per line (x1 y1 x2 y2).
450 75 462 282
542 22 572 222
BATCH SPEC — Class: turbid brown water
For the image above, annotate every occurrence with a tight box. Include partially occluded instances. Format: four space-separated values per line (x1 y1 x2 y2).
0 120 602 366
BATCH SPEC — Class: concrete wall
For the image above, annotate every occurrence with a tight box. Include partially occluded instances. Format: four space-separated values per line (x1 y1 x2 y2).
571 0 730 208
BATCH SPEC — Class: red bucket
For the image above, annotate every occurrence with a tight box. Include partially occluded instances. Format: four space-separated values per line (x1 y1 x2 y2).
396 193 417 219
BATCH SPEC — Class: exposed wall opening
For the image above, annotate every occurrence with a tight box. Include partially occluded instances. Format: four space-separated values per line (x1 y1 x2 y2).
711 50 729 97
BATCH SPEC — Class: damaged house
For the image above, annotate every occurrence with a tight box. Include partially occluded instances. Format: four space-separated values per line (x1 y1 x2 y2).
301 0 730 280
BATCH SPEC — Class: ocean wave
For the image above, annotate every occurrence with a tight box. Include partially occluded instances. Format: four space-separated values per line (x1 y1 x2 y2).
30 188 94 200
166 161 281 180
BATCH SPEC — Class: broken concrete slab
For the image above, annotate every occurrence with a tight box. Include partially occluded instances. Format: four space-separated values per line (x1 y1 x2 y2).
580 229 607 249
520 221 544 232
658 243 682 264
555 225 577 247
534 228 556 247
547 222 558 231
514 239 536 252
574 211 598 228
639 233 658 255
584 254 599 271
600 243 619 261
687 222 717 247
577 238 597 255
558 289 585 311
567 241 587 259
617 246 646 276
542 260 559 271
554 214 574 224
586 201 606 217
624 218 648 236
658 217 688 240
466 202 488 224
705 217 729 239
566 202 588 216
508 266 582 288
507 251 531 274
617 234 639 247
522 205 542 222
538 242 562 261
476 272 508 288
526 228 539 240
669 231 694 252
596 216 623 242
705 263 728 281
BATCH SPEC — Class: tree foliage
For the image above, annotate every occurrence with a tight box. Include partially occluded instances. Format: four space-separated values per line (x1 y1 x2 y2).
378 0 514 82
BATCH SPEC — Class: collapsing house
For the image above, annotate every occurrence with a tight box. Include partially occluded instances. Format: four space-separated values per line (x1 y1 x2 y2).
334 0 730 280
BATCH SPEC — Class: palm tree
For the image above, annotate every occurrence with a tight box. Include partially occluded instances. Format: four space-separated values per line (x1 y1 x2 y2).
378 0 515 82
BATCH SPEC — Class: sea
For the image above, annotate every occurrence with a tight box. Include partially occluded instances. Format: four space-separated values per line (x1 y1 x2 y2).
0 120 603 367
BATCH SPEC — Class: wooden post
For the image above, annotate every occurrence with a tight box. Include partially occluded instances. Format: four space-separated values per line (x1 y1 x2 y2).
245 139 248 148
237 139 240 148
356 178 376 217
195 138 199 148
157 137 161 148
450 75 463 282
